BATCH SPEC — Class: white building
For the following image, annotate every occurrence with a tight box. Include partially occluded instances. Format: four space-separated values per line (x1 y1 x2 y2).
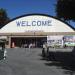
0 14 75 48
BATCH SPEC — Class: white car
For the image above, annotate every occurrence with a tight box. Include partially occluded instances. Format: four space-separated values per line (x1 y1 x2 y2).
65 42 75 46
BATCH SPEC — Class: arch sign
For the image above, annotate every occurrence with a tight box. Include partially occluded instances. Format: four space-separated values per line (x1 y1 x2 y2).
0 14 74 33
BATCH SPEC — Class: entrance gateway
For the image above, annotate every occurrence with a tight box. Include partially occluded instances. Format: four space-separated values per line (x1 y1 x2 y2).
0 14 75 48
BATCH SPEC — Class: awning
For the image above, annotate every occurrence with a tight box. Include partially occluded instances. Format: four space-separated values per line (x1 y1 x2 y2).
0 36 7 40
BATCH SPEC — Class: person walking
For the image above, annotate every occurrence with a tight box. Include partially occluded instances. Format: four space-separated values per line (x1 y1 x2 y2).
4 49 7 60
42 42 47 57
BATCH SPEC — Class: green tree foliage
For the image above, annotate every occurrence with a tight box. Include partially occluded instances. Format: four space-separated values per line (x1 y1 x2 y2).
56 0 75 21
0 8 10 28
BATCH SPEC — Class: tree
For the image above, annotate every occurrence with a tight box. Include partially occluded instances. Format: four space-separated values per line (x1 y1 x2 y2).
56 0 75 21
0 8 10 28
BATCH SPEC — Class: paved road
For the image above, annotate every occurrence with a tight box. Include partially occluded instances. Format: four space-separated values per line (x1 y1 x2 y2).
0 48 75 75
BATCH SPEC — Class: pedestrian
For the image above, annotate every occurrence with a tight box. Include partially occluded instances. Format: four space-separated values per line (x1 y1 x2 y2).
29 43 32 49
4 49 7 60
43 42 46 50
12 42 15 48
42 42 47 57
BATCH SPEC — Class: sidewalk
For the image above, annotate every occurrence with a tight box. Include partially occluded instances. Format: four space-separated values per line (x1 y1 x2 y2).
49 48 73 52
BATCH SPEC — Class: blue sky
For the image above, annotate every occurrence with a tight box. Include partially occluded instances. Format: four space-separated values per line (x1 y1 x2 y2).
0 0 56 18
0 0 75 28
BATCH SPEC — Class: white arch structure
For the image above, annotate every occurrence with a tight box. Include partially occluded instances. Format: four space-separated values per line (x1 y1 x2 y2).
0 14 74 35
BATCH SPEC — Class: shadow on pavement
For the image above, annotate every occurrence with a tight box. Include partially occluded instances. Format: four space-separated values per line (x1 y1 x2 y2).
43 47 75 74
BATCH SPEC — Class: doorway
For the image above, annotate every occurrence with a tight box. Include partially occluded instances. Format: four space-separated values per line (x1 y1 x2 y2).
11 37 47 48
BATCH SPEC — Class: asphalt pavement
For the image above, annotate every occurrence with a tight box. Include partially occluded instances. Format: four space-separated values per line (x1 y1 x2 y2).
0 48 75 75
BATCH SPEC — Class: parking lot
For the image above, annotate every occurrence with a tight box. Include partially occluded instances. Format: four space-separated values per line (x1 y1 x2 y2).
0 48 75 75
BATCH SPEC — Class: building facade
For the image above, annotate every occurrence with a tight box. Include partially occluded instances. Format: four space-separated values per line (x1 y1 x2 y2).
0 14 75 48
